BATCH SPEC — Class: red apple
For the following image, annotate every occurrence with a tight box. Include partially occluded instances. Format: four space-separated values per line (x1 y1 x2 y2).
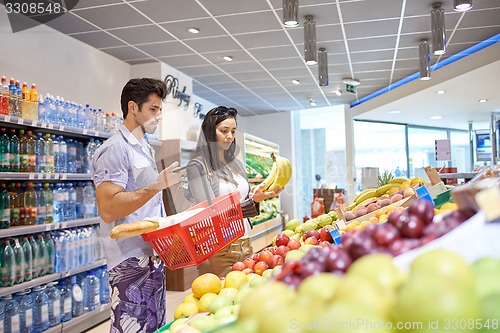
319 240 331 247
267 254 284 269
254 261 269 275
242 268 254 275
258 250 273 264
304 237 319 245
319 226 334 242
268 246 278 255
250 253 260 262
287 239 301 250
400 215 425 238
275 245 290 258
275 233 290 247
232 261 245 271
302 230 320 241
243 258 255 270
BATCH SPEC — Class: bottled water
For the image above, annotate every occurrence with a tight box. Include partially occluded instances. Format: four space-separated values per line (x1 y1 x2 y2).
77 104 85 129
8 183 21 227
83 270 100 312
66 183 76 221
52 231 66 273
53 183 65 223
0 238 15 287
35 233 47 277
1 294 20 333
10 238 24 285
70 275 84 317
84 104 92 130
19 236 32 282
35 183 45 225
27 235 40 279
58 136 67 173
76 141 85 173
0 183 10 229
24 182 38 226
93 225 104 260
43 183 53 224
35 133 44 173
46 282 61 327
44 134 54 173
65 230 76 271
37 95 46 122
43 232 54 275
99 267 110 304
47 95 57 124
58 279 72 322
75 182 84 219
85 138 96 174
9 129 20 172
53 135 60 173
68 101 77 127
87 226 96 264
0 128 10 172
32 285 49 333
66 138 77 173
14 289 33 333
83 181 96 218
0 297 4 333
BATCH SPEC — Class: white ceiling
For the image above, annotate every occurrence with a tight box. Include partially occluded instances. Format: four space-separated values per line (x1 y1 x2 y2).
8 0 499 128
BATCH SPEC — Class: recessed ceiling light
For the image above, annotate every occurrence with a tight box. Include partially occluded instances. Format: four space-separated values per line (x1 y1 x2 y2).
309 99 317 107
222 56 233 62
334 90 342 96
479 99 487 103
430 116 443 120
436 90 445 94
187 28 200 34
342 78 360 86
388 111 401 114
454 0 473 12
291 79 300 85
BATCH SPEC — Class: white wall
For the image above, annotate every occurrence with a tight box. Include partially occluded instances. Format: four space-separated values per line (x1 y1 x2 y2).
0 9 130 116
239 112 297 219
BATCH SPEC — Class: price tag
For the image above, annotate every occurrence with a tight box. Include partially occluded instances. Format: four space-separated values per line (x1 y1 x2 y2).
60 126 65 132
83 129 88 135
40 122 47 128
95 131 100 137
17 118 23 125
61 174 67 180
329 229 342 245
335 219 346 229
4 116 10 122
416 186 434 204
28 173 35 180
48 124 54 129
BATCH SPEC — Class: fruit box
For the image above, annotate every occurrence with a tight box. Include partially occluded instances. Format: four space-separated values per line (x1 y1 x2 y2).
393 211 500 271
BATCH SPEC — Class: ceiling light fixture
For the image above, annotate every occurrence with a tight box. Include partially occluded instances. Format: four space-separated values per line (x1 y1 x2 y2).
430 115 443 120
283 0 299 27
388 110 401 114
454 0 473 11
436 90 445 94
479 99 487 103
318 48 328 86
342 78 360 86
334 90 342 96
187 28 200 34
304 16 317 65
431 2 446 55
222 56 233 62
309 99 317 107
291 79 300 85
419 39 431 81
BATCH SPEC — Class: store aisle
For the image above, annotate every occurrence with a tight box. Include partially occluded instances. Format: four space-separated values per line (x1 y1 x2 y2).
83 289 193 332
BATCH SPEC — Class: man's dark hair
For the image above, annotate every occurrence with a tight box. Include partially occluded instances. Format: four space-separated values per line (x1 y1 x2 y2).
120 78 167 118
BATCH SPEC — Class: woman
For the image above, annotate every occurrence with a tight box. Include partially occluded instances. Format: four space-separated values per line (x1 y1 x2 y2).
187 106 282 277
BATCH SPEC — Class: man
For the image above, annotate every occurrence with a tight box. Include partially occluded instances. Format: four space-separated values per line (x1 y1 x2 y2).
315 174 327 189
92 78 181 332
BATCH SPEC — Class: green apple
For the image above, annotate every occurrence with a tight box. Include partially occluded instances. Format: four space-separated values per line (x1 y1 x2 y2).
239 281 295 321
259 302 311 333
217 314 238 326
282 229 295 237
284 249 305 262
245 273 260 282
347 253 407 291
208 295 233 314
261 269 273 280
234 287 253 304
298 273 342 303
218 288 239 302
479 293 500 332
473 257 500 299
271 265 282 277
214 305 235 319
249 275 267 288
289 233 301 241
169 318 189 333
198 293 218 312
286 219 300 231
189 315 220 332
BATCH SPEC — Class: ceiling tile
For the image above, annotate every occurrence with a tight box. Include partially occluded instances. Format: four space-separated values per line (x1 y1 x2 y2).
108 25 174 45
180 65 224 76
217 11 282 34
451 27 500 45
195 74 234 84
344 19 399 39
72 31 126 49
401 14 462 35
269 66 313 78
248 45 298 61
199 50 255 64
348 36 397 52
341 0 402 22
241 79 281 89
299 3 341 24
353 60 393 72
217 61 263 73
74 0 122 10
160 18 227 39
235 30 291 49
47 12 98 34
260 57 306 69
355 70 392 80
136 41 193 58
396 47 419 59
288 24 344 44
350 49 396 63
131 0 208 23
208 82 244 91
76 4 151 29
184 36 241 53
159 54 210 68
231 71 272 82
318 40 348 55
127 59 158 65
100 46 148 61
199 0 272 16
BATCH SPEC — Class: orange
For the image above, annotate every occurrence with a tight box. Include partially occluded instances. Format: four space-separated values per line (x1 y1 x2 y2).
192 273 222 298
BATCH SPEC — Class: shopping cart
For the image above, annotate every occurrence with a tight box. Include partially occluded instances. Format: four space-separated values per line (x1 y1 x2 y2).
142 160 246 270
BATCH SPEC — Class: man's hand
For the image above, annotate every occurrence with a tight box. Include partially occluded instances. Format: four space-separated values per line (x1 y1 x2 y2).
145 161 183 190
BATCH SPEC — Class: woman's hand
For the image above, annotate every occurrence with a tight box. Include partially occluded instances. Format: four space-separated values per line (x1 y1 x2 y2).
250 183 284 203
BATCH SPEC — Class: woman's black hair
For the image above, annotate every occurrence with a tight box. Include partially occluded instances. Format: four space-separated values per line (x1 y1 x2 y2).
196 106 243 183
120 78 167 118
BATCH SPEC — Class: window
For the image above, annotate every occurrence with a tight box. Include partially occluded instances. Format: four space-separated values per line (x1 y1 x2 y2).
407 127 448 178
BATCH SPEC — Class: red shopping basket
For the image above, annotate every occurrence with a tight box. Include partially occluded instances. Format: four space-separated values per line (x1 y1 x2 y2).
142 191 245 270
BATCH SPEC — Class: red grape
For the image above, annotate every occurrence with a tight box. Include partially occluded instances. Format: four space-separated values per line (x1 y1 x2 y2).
408 199 435 225
400 214 425 238
374 223 401 246
325 248 352 272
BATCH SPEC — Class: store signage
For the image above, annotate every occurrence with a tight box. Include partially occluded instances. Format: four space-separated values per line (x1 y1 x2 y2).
164 74 191 110
193 102 205 119
346 84 356 94
435 139 451 161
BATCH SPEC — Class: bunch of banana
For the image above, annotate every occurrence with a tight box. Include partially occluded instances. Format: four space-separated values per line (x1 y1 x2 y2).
388 177 410 184
376 183 400 195
260 153 292 191
353 188 378 205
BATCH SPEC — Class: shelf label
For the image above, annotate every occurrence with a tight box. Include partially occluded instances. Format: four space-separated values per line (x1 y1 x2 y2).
28 173 35 180
61 173 67 180
60 126 65 132
83 129 88 135
48 124 54 129
17 118 23 125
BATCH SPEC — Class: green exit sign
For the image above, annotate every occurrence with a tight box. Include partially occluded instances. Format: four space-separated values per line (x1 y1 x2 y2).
346 84 356 94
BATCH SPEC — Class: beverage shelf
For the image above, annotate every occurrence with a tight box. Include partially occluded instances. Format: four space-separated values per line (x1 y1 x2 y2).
0 114 111 140
0 217 100 238
46 323 62 333
0 259 107 297
0 172 92 181
61 303 111 333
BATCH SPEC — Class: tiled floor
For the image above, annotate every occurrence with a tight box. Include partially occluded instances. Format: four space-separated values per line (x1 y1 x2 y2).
83 289 193 332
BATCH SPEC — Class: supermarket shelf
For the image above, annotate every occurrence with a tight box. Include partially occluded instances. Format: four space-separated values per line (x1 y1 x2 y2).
46 324 62 333
0 259 107 297
0 114 111 139
0 217 100 238
439 172 478 179
62 303 111 333
0 172 92 181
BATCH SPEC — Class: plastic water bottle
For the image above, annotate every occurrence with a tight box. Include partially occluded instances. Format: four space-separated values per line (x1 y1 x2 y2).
0 183 11 229
0 128 10 172
84 104 92 129
0 238 15 287
99 267 110 304
34 133 44 173
87 226 96 264
46 282 61 327
66 183 76 221
52 231 65 273
35 184 44 225
43 183 53 224
44 134 54 173
43 232 54 275
1 294 20 333
83 270 99 312
53 136 60 173
76 141 85 173
58 136 67 173
53 183 64 223
65 230 75 270
34 234 46 277
27 235 41 279
70 275 84 317
85 138 96 174
14 289 34 333
9 238 24 285
76 104 85 128
75 182 84 219
57 279 72 322
9 129 20 172
66 138 76 173
32 285 49 333
8 183 20 227
19 236 32 282
24 182 37 226
0 297 4 333
83 181 96 218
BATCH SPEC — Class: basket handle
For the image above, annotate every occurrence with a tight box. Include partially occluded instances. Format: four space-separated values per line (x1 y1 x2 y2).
174 159 213 208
